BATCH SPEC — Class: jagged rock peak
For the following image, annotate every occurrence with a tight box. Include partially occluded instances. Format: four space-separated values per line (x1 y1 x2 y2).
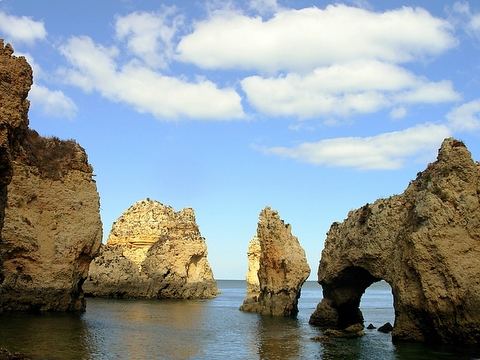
108 198 197 247
309 137 480 345
240 207 310 316
84 199 218 299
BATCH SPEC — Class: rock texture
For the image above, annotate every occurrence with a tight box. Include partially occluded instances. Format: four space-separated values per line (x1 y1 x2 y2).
240 207 310 316
0 41 102 312
84 199 218 299
0 40 31 241
310 138 480 344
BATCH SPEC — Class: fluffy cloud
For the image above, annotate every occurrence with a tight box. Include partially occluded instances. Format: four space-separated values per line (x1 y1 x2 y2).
115 9 183 69
0 11 46 44
446 99 480 131
241 61 459 118
29 84 77 119
59 36 244 120
264 123 451 170
177 4 455 72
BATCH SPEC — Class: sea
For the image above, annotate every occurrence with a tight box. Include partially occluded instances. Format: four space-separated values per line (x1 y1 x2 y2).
0 280 479 360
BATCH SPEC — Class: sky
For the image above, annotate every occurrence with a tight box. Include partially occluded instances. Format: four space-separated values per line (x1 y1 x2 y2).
1 0 479 280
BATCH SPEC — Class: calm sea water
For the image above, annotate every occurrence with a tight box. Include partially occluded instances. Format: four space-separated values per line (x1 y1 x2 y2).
0 280 478 359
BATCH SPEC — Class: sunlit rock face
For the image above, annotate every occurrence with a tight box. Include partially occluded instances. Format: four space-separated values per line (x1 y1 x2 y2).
240 207 310 316
310 138 480 345
0 41 103 312
84 199 218 299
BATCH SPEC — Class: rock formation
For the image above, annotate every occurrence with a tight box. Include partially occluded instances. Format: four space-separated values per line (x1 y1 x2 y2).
0 40 31 240
240 207 310 316
244 236 260 302
310 138 480 344
84 199 218 299
0 41 102 312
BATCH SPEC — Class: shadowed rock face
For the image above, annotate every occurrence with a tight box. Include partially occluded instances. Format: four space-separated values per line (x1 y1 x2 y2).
0 40 31 245
240 207 310 316
0 41 102 312
310 138 480 344
84 199 218 299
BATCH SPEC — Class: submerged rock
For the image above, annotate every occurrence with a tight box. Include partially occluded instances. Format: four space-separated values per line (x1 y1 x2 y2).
378 322 393 334
0 42 102 312
310 138 480 344
84 199 218 299
240 207 310 316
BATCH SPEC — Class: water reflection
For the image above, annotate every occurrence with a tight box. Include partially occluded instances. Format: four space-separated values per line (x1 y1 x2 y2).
255 316 301 360
84 298 206 360
0 312 92 360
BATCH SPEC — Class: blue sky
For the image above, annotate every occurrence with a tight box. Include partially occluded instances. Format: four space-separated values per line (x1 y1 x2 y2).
1 0 480 279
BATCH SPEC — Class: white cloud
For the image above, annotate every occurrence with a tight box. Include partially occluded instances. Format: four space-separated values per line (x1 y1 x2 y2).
446 99 480 131
248 0 280 15
451 1 480 38
0 11 46 44
29 84 77 119
395 81 460 104
264 123 451 170
177 4 456 72
59 36 244 120
390 107 407 120
115 9 183 69
241 61 459 118
470 13 480 35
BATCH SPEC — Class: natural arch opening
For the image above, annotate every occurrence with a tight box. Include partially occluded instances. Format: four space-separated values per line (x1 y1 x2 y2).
310 266 397 331
322 266 380 328
360 280 394 329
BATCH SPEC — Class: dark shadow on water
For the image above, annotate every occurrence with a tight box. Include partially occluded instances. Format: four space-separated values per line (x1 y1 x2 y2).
0 312 92 360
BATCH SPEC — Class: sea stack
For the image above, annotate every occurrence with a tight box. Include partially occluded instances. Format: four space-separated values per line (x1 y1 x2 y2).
0 41 102 312
240 207 310 316
84 199 218 299
310 138 480 344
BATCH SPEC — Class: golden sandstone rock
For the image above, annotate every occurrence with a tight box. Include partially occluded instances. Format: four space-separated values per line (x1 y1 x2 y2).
240 207 310 316
310 139 480 344
84 199 218 299
0 41 102 312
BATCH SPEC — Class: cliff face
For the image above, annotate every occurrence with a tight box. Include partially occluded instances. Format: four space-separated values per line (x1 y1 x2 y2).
0 40 31 242
84 199 218 299
240 207 310 316
0 130 102 312
310 138 480 344
0 41 102 312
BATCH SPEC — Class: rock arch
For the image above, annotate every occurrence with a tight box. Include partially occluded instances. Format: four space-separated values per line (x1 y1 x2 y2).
310 139 480 344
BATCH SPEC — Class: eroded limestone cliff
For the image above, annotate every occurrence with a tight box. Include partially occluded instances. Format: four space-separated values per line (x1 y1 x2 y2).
0 41 102 312
84 199 218 299
0 40 30 241
240 207 310 316
310 138 480 344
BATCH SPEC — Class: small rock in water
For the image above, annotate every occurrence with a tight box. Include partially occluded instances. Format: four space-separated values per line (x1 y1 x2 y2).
378 322 393 333
367 324 376 330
